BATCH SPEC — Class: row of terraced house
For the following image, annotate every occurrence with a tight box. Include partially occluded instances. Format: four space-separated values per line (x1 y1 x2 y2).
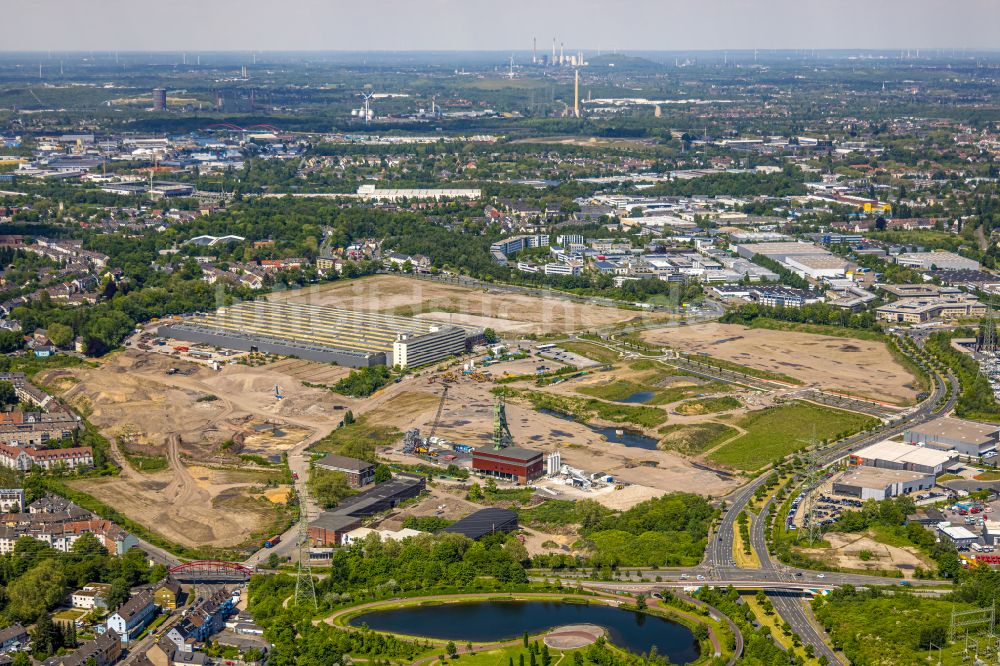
0 494 137 554
0 372 91 471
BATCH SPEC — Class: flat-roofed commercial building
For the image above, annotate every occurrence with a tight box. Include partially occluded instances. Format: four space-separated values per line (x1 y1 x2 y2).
879 284 960 299
393 326 468 369
896 251 980 271
876 296 987 323
159 301 474 369
307 514 362 547
850 440 957 475
833 467 935 500
732 241 831 262
473 446 544 485
938 523 979 548
904 417 999 457
784 254 849 279
354 184 481 202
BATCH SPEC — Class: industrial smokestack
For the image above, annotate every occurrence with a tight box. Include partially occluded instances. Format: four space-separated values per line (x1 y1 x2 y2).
574 69 580 118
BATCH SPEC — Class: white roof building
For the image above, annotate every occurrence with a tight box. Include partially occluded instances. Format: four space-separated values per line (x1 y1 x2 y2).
850 440 957 475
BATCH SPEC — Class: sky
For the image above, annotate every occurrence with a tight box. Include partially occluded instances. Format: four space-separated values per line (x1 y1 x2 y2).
5 0 1000 52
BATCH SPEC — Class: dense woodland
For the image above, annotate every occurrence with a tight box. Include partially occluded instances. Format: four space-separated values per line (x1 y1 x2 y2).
524 494 717 569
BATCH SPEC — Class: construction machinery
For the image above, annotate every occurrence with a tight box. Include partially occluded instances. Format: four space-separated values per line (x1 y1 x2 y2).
425 384 449 446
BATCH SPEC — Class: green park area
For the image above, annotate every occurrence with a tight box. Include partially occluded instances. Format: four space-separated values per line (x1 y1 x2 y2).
708 402 876 471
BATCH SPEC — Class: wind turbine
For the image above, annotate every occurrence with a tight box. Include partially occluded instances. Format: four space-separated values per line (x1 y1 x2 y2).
359 90 375 125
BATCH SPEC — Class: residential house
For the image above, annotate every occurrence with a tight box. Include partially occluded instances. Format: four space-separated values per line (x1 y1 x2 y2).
107 589 157 643
0 623 28 653
42 629 122 666
0 488 23 513
143 642 209 666
0 445 93 471
164 588 235 652
72 582 113 609
154 577 182 611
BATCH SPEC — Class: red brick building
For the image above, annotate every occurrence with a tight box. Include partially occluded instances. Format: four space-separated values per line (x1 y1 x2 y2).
472 446 544 485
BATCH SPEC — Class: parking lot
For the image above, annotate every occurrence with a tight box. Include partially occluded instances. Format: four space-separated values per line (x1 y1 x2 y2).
786 490 864 532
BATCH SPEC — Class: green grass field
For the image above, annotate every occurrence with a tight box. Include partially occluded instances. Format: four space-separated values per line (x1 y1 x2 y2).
311 417 401 460
513 389 668 428
708 402 876 470
577 380 648 402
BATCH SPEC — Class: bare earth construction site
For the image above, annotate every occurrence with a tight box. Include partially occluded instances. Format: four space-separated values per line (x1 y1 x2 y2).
32 277 913 555
641 322 921 405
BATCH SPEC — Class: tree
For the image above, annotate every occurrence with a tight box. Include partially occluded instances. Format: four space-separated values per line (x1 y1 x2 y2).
0 381 16 406
8 559 67 621
308 470 355 509
483 328 499 344
523 632 529 648
467 483 484 501
343 409 355 425
105 577 131 611
445 641 457 659
70 532 108 558
11 653 31 666
31 612 62 658
635 592 647 610
47 323 74 348
374 464 392 484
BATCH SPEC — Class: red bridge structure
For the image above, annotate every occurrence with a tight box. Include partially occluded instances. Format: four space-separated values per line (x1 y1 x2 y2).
168 560 255 582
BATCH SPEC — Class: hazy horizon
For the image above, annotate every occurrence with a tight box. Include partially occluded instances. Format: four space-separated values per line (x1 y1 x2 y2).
5 0 1000 52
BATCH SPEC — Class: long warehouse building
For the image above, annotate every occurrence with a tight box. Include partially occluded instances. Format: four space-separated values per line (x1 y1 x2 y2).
157 301 477 368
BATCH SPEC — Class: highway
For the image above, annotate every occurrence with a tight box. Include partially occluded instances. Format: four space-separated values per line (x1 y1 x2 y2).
550 328 957 662
698 355 958 663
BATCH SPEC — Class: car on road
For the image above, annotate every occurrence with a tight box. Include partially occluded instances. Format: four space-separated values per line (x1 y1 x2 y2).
680 574 689 579
816 573 826 578
292 473 299 479
696 575 705 581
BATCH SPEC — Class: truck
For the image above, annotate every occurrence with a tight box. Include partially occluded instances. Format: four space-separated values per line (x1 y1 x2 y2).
263 535 282 548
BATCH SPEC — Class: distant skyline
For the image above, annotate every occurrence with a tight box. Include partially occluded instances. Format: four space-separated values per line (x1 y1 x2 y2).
5 0 1000 53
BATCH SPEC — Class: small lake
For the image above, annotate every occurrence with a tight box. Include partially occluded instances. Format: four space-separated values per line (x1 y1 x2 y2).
539 408 660 450
619 391 656 404
350 600 700 663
